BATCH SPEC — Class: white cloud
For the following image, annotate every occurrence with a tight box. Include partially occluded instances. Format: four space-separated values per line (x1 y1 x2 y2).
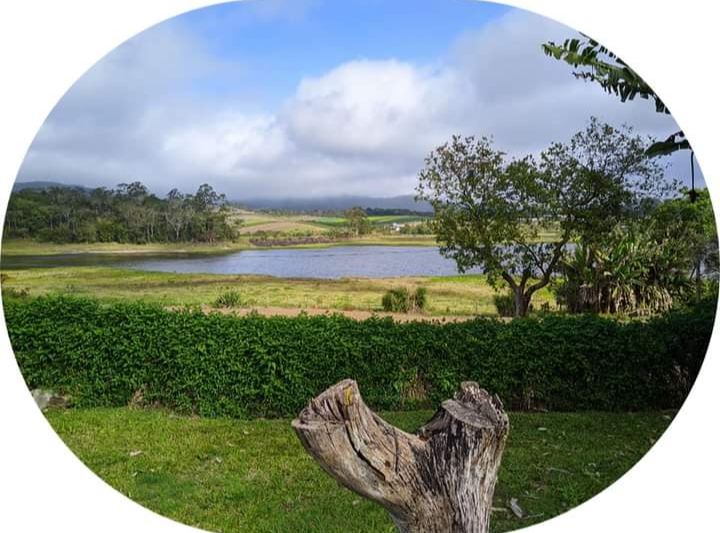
17 8 696 200
162 114 289 175
282 60 461 159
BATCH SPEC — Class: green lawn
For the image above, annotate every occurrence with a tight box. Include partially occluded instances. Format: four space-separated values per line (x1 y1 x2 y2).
0 267 557 316
45 407 672 533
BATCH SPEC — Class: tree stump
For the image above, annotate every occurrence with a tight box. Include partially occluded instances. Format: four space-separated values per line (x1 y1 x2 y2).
292 380 509 533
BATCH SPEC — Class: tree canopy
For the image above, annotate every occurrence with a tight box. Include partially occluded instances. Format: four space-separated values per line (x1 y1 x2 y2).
3 182 236 244
416 118 667 317
344 206 371 237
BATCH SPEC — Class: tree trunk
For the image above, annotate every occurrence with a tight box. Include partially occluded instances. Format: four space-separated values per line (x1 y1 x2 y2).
292 379 509 533
513 288 531 318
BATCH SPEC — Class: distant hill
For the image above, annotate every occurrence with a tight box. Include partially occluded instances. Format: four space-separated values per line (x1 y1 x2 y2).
13 180 92 192
236 195 433 213
12 183 433 213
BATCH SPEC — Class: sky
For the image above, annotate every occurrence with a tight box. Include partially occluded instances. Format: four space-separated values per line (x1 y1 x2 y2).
16 0 701 200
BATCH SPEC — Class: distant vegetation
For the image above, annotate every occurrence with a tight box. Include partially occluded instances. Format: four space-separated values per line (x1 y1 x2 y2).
3 181 236 244
364 207 432 217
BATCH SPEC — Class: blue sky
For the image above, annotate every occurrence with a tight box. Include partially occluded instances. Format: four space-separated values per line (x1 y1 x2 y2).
18 0 696 199
174 0 510 106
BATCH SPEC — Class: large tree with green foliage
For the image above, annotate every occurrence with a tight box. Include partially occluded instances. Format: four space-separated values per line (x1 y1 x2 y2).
344 206 371 237
652 188 719 301
416 118 666 317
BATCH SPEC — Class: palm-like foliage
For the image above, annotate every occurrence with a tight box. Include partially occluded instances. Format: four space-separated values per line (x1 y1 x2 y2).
558 222 692 315
542 37 689 157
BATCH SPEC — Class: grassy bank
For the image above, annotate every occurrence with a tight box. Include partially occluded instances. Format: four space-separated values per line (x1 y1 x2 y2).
0 235 440 256
0 267 556 315
0 239 252 256
45 407 672 533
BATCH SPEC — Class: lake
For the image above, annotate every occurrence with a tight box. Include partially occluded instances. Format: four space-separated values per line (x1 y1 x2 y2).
1 246 488 279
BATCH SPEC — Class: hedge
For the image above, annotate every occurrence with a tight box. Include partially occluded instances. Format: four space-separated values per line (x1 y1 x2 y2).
4 296 715 417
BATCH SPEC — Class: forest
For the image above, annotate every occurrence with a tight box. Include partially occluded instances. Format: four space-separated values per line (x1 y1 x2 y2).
3 182 236 244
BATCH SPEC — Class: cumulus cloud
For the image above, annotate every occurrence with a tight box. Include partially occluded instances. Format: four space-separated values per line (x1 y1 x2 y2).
282 60 461 159
17 8 695 200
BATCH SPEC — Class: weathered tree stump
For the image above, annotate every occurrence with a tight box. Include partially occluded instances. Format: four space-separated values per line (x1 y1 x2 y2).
292 379 509 533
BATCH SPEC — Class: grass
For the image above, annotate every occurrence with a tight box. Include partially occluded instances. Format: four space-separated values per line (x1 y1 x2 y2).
44 407 673 533
0 239 254 256
236 222 327 235
368 215 430 224
0 267 557 316
0 235 440 256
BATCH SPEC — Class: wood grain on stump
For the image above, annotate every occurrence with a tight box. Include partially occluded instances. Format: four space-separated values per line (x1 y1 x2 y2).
292 379 509 533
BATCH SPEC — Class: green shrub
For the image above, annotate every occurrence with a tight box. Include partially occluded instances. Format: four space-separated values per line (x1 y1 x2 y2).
382 287 428 313
413 287 428 311
213 290 242 308
4 296 714 418
494 292 515 317
382 288 411 312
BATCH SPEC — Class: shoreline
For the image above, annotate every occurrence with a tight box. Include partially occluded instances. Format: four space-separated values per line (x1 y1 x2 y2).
0 236 439 257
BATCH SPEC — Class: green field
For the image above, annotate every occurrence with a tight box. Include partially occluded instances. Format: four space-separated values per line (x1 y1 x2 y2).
303 214 429 227
45 407 672 533
0 267 557 316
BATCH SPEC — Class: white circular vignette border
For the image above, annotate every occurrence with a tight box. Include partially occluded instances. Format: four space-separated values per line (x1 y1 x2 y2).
0 1 717 532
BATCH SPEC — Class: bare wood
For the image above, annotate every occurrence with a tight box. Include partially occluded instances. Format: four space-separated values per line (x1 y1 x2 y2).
292 379 509 533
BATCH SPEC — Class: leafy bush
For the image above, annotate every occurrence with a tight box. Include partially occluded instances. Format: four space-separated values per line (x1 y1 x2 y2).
4 296 714 418
493 292 515 317
382 288 411 312
213 290 242 308
413 287 428 311
382 287 428 313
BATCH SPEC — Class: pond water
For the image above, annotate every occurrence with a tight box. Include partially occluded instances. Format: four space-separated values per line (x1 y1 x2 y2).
1 246 490 279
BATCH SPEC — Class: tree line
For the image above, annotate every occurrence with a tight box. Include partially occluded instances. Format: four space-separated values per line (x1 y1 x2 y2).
3 182 237 244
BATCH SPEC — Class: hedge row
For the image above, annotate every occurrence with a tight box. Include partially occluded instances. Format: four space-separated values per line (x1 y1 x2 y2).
4 296 715 417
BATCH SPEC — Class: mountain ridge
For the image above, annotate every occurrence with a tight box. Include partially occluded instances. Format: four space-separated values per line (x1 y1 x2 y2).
12 181 432 212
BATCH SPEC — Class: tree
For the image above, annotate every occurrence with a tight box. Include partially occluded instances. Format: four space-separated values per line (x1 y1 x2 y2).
344 206 370 237
542 36 688 157
190 183 230 242
165 189 190 241
652 188 719 302
416 119 666 317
